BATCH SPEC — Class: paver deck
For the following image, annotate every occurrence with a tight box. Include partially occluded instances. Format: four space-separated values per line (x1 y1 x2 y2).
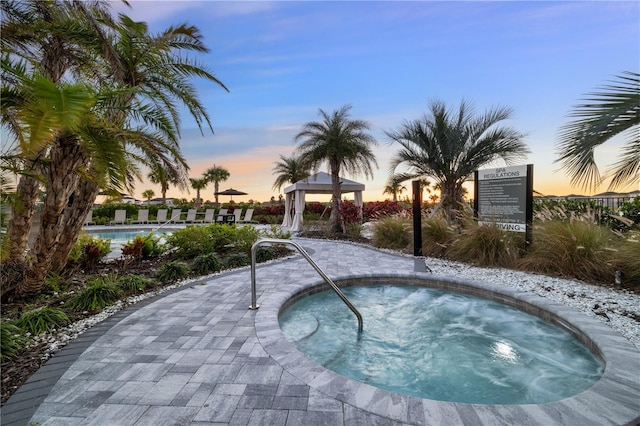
2 238 639 425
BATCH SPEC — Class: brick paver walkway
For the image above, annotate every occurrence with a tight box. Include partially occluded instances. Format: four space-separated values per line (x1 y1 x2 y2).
2 238 639 425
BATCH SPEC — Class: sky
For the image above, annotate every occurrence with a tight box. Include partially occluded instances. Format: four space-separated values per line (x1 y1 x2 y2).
111 0 639 203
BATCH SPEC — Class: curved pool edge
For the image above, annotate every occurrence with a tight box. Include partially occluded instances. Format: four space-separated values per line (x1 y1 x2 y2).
255 272 640 426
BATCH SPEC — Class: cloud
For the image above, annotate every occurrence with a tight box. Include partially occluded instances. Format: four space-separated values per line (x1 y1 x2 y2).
110 0 200 23
111 0 280 24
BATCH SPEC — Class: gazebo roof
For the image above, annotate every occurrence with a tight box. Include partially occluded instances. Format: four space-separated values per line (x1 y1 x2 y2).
283 172 365 194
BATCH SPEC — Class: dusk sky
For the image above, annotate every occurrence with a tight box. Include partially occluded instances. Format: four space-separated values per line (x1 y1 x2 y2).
112 0 639 203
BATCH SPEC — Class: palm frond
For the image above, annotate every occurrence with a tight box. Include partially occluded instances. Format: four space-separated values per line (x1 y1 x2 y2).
556 71 640 191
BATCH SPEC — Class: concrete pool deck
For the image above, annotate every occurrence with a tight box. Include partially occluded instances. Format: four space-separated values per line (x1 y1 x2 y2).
2 238 639 425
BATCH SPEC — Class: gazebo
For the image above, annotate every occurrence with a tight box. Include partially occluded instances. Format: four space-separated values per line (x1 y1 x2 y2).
282 171 365 231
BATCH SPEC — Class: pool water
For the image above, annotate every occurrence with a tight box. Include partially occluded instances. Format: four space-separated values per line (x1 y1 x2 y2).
279 284 604 404
86 230 170 243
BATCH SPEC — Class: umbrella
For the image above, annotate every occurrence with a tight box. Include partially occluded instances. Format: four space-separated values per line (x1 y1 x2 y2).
214 188 247 203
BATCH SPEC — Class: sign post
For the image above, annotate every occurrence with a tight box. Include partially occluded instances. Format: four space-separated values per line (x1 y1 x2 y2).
412 180 423 257
474 164 533 247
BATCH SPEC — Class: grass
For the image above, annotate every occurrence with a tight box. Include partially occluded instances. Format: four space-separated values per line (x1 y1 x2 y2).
519 219 617 283
69 277 122 311
448 220 523 268
601 231 640 289
371 215 411 249
15 307 69 335
371 209 639 288
157 261 190 282
421 213 457 257
0 322 29 360
117 274 155 294
191 253 223 275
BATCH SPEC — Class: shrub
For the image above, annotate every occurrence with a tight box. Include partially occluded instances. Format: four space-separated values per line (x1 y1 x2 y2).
166 224 260 259
69 233 111 270
448 221 522 268
534 198 630 231
15 307 69 335
345 223 363 240
224 253 250 268
421 212 457 257
191 253 222 275
619 197 640 226
227 225 261 255
42 272 69 295
91 202 139 222
254 204 285 216
254 246 277 263
69 278 122 311
117 274 155 294
372 215 411 249
519 219 616 283
165 225 222 259
340 200 361 225
121 232 164 262
157 261 190 282
363 200 407 221
261 224 291 240
607 231 640 289
306 202 329 215
253 214 283 225
0 322 28 360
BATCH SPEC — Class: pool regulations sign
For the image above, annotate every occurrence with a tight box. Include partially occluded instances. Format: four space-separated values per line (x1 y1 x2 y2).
474 164 533 242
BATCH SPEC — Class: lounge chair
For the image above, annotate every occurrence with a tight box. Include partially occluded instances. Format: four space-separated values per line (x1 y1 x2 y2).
153 209 168 224
132 209 149 224
215 208 228 223
83 210 95 226
111 209 128 225
233 209 242 223
185 209 197 223
169 209 184 223
239 208 256 223
202 209 215 223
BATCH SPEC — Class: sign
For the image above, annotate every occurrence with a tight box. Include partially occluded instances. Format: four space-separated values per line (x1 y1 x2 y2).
474 165 533 238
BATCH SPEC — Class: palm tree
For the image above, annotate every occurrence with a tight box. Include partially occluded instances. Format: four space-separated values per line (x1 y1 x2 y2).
295 105 378 232
142 189 155 205
388 100 528 217
50 14 228 277
204 165 230 205
272 154 310 191
189 177 208 209
383 176 407 202
2 3 228 298
148 165 186 206
555 71 639 191
1 0 120 263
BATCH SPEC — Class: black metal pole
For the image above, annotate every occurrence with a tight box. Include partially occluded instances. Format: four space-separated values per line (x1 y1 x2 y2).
412 180 422 256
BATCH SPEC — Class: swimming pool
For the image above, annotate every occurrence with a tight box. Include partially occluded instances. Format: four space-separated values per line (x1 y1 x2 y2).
85 229 171 243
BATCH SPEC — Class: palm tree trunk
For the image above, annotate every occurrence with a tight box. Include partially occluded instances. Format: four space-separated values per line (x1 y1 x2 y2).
18 137 82 296
441 182 464 221
214 181 220 205
51 178 100 273
161 183 168 205
5 174 40 261
330 163 342 233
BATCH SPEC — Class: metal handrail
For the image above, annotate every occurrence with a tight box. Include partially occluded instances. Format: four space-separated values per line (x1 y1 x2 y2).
250 238 363 333
152 213 184 232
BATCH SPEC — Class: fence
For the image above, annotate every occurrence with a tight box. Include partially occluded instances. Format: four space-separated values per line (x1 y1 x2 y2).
541 196 638 209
